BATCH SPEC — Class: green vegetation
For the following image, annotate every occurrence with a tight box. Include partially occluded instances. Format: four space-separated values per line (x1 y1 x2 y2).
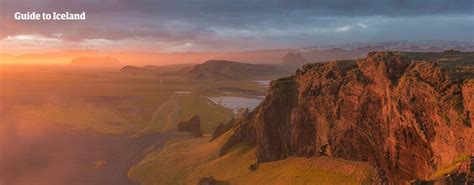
0 65 266 135
128 132 377 185
143 94 233 134
429 154 470 180
128 133 232 185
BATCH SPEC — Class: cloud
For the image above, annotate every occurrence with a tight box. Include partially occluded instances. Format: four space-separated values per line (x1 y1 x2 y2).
336 26 351 32
0 0 473 52
358 23 368 29
335 22 368 32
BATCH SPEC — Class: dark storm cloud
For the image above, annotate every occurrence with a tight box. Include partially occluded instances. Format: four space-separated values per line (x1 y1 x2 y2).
0 0 473 50
121 0 474 17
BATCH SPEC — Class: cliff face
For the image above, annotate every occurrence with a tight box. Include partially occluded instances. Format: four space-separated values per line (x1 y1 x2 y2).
177 115 203 138
222 51 474 183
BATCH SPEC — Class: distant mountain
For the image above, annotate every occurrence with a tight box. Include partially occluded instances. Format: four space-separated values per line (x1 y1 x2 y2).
300 40 474 52
278 52 309 71
148 64 196 75
120 63 195 76
301 48 365 63
187 60 289 80
120 65 154 74
280 52 307 66
99 49 293 65
293 41 474 66
70 57 121 68
3 40 473 65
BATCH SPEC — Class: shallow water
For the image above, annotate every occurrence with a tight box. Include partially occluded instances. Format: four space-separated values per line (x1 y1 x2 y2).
208 96 263 110
0 113 175 185
174 91 192 94
252 80 271 87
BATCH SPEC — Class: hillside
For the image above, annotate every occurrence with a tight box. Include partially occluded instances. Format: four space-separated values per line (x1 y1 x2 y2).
187 60 289 80
120 65 155 74
221 51 474 183
279 52 308 71
129 132 378 185
143 94 233 134
120 63 196 77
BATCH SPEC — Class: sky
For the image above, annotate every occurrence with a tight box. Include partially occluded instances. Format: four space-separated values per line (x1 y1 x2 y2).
0 0 473 54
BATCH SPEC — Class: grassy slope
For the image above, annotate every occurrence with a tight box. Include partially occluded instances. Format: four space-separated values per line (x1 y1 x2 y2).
128 133 232 184
428 154 471 180
128 132 377 185
145 94 233 134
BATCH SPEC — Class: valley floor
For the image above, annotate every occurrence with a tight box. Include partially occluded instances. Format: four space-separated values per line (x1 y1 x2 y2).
0 65 266 184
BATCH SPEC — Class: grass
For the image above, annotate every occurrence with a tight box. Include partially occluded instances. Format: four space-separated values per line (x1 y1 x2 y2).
143 94 233 134
1 65 265 135
128 133 231 185
23 102 135 134
428 154 470 180
129 132 377 185
222 156 376 185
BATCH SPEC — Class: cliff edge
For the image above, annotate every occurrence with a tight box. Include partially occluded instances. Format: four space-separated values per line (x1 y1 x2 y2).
221 51 474 183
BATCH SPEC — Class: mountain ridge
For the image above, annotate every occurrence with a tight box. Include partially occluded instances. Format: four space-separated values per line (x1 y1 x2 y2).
186 60 290 80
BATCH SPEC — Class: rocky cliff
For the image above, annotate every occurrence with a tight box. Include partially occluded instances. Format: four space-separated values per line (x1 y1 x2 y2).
221 51 474 183
177 115 203 138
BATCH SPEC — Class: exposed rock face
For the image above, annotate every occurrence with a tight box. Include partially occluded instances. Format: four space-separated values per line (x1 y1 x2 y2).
221 52 474 183
220 110 258 156
197 176 229 185
415 155 474 184
211 121 233 141
177 115 203 138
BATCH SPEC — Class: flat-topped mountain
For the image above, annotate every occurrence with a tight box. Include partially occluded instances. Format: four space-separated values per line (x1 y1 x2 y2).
220 51 474 184
187 60 289 80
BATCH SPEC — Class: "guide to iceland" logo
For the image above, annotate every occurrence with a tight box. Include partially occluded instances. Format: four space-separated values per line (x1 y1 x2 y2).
14 12 86 21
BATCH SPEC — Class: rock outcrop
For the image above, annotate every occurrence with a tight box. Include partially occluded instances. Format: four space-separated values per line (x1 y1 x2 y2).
196 176 228 185
196 177 217 185
221 51 474 183
211 121 233 141
177 115 203 138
